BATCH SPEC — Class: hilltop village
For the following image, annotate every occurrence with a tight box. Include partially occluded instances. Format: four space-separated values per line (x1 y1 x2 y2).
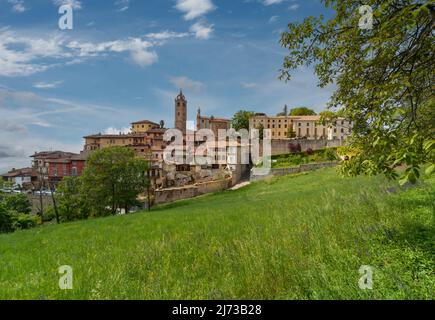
2 91 352 202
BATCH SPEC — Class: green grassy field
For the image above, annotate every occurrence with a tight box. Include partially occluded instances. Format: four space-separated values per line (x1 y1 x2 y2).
0 168 433 300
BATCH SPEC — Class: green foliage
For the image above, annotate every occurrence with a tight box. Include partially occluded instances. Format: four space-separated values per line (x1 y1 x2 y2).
81 147 149 216
280 0 435 184
0 168 433 299
287 127 297 138
0 203 14 233
0 196 37 233
256 123 264 140
57 177 90 222
289 107 316 116
277 105 289 116
272 148 337 168
232 110 255 131
11 213 39 230
3 194 32 215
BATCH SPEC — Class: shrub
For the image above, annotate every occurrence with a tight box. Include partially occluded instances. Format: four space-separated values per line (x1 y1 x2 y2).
0 203 14 233
324 148 338 161
12 213 39 230
306 148 314 155
3 194 32 214
289 143 302 154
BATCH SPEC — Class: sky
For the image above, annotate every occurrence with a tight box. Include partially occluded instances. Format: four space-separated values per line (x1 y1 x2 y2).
0 0 334 173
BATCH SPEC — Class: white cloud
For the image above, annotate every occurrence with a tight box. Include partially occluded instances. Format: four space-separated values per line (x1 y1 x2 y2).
33 81 63 89
241 82 258 89
0 29 66 76
263 0 284 5
190 21 214 40
7 0 27 12
170 76 204 92
269 15 279 23
52 0 82 10
115 0 130 12
175 0 216 20
145 31 190 40
289 3 299 10
130 49 158 68
104 127 131 135
0 28 163 76
0 86 128 173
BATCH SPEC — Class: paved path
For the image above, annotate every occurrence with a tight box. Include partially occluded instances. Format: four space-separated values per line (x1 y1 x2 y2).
230 181 251 190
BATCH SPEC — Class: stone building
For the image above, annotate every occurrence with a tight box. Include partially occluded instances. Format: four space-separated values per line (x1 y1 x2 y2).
174 90 187 134
196 108 232 136
249 114 352 141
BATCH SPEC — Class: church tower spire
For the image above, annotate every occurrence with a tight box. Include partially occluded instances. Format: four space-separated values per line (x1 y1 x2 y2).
175 90 187 133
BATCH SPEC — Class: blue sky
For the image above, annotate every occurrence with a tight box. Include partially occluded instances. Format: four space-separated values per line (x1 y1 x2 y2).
0 0 333 172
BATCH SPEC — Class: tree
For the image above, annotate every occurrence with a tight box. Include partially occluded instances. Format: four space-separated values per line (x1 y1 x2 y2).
277 105 289 116
289 107 317 116
279 0 435 184
81 147 149 216
256 123 265 140
3 194 32 215
57 176 90 222
287 127 297 138
232 110 255 131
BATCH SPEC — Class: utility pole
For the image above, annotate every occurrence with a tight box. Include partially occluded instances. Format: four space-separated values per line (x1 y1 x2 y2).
147 167 151 212
38 166 45 224
49 181 60 224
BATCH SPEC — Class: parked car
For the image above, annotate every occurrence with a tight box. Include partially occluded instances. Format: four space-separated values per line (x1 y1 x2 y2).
34 190 51 196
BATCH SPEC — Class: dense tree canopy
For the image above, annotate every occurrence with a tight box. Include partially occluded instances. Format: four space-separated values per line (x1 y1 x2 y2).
232 110 255 131
280 0 434 184
81 147 149 216
289 107 317 116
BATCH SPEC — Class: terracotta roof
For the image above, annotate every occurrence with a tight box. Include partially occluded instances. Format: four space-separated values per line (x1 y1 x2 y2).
251 115 321 121
199 116 231 122
84 133 148 139
2 167 37 178
31 151 76 159
131 120 160 126
146 128 166 133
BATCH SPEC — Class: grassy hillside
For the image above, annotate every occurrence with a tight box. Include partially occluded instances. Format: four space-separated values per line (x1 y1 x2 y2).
0 168 433 300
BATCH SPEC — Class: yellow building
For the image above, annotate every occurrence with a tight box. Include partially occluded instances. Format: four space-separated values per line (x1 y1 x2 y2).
249 114 352 140
131 120 160 133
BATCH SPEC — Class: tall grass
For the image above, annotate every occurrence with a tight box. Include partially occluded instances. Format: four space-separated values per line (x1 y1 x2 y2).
0 168 433 300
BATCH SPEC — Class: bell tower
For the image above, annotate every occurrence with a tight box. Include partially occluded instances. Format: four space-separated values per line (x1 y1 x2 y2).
175 90 187 133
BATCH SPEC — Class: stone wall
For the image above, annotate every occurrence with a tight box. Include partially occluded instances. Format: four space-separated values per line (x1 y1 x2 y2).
261 139 344 156
250 161 338 182
154 178 232 205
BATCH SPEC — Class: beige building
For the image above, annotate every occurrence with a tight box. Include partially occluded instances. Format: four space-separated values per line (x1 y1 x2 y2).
196 108 232 136
131 120 160 133
249 114 352 140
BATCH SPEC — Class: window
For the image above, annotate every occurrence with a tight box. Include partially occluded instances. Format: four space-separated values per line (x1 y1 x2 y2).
71 167 77 176
341 128 344 133
307 123 310 126
298 123 301 127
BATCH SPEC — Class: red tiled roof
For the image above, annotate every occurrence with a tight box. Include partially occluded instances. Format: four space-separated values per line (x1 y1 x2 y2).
131 120 160 126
